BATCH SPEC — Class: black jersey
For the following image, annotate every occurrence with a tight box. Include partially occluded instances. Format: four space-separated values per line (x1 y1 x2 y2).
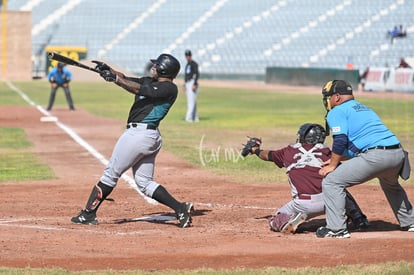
126 77 178 127
184 60 199 85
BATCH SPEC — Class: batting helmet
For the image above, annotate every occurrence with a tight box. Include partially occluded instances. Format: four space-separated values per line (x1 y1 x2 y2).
150 54 180 79
297 123 326 144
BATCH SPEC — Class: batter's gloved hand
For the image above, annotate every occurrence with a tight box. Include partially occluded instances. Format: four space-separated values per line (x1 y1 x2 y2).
241 136 262 157
100 70 118 82
92 60 112 72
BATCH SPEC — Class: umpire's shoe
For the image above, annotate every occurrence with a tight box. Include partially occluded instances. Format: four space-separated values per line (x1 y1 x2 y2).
351 216 370 231
316 226 350 238
176 202 193 228
71 209 98 225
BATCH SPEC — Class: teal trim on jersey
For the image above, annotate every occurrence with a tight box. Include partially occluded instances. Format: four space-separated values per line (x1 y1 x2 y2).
141 101 172 126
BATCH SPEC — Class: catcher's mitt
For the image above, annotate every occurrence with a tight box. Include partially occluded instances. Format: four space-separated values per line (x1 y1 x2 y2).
241 136 262 157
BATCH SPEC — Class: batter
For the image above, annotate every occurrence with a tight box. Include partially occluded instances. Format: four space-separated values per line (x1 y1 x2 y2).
71 54 193 228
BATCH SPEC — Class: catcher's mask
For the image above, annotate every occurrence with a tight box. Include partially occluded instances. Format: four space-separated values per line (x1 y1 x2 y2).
321 80 353 111
150 53 180 79
297 123 326 144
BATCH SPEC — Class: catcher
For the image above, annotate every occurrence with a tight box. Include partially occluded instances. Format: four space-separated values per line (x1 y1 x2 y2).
241 123 369 234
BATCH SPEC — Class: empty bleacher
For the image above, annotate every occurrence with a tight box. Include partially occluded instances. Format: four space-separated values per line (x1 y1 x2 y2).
7 0 414 77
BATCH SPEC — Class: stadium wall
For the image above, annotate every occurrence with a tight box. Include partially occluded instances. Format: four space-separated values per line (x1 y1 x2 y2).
364 67 414 93
265 67 360 90
0 11 32 81
200 73 265 82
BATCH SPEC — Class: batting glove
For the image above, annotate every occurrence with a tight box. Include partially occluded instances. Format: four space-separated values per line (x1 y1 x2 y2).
92 60 111 72
100 70 118 82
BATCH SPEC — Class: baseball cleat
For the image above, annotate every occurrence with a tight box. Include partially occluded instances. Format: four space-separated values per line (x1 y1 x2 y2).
316 226 350 238
176 202 194 228
408 224 414 232
71 209 98 225
281 212 307 234
352 216 370 231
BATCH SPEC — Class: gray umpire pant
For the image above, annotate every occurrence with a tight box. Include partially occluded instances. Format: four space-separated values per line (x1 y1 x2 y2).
322 147 414 231
47 86 74 110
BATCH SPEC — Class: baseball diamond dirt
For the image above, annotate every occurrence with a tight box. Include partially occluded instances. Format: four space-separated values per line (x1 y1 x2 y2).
0 82 414 272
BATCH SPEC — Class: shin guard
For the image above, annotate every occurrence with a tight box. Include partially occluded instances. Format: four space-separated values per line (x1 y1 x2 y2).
85 182 113 212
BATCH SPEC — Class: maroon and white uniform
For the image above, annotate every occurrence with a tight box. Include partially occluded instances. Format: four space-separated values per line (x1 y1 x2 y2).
270 143 330 218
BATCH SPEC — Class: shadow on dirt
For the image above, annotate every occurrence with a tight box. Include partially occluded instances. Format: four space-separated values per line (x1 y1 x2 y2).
111 209 211 225
254 216 401 233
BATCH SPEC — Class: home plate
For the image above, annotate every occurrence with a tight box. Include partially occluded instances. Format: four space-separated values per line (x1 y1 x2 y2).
40 116 58 122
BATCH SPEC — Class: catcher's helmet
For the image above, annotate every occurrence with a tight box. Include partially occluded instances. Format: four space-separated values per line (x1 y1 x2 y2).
150 54 180 79
297 123 326 144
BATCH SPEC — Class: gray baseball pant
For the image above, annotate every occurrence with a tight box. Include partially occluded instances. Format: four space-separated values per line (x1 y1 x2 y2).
322 148 414 231
100 124 162 197
185 79 198 122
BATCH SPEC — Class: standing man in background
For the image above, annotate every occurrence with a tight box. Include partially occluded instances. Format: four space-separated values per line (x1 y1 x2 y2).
47 62 75 111
183 49 200 122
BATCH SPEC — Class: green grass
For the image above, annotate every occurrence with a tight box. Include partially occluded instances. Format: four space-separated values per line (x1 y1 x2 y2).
1 81 414 273
2 80 414 184
0 128 55 182
1 261 413 274
0 128 32 149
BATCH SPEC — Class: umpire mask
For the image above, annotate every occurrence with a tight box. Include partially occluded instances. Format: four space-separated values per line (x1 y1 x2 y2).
321 80 353 111
322 81 335 111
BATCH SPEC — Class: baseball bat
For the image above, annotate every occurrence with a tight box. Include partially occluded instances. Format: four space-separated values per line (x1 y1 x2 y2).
47 52 100 73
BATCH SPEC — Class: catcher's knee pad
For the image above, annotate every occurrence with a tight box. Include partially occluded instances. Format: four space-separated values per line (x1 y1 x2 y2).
268 213 291 232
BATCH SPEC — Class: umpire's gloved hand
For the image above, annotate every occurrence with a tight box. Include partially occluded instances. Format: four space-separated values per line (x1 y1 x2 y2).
100 70 118 82
92 60 111 72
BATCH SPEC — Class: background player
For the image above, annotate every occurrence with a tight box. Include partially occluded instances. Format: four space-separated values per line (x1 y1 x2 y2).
242 123 368 234
183 49 200 122
317 80 414 238
71 53 193 228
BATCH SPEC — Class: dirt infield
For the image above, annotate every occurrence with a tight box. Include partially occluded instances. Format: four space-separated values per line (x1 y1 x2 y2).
1 103 414 272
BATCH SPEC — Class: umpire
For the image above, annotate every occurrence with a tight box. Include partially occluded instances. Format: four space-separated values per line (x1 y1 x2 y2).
46 62 75 111
317 80 414 238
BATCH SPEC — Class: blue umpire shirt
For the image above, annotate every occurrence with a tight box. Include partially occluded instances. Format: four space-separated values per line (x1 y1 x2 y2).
327 99 400 158
47 66 72 86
